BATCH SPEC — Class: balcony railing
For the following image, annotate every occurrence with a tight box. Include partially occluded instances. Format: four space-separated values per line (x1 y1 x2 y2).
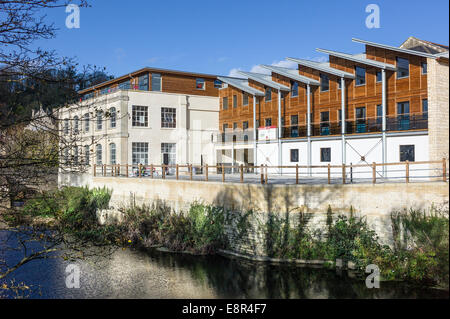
216 129 256 144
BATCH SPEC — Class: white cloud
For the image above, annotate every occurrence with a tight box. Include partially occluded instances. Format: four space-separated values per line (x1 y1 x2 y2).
228 68 242 77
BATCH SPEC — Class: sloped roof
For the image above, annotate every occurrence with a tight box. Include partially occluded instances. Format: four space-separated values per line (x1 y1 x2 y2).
237 71 291 91
260 65 320 86
217 76 265 96
286 57 355 78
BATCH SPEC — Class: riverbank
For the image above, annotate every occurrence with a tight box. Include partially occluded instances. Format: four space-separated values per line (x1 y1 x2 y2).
5 186 450 291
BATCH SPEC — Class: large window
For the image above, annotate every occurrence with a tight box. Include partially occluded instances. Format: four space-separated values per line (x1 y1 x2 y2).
214 80 222 88
96 110 103 130
243 121 249 130
397 101 410 130
320 111 330 135
161 143 176 165
291 81 298 97
422 99 428 120
138 74 149 91
110 107 116 128
291 115 299 137
233 122 238 131
96 144 102 165
337 77 342 89
355 107 366 133
320 148 331 162
151 73 161 91
119 81 131 90
265 118 272 127
132 106 148 127
74 146 79 165
84 113 90 132
84 145 90 165
355 66 366 86
242 93 249 106
376 71 382 83
377 104 383 125
161 107 176 128
233 95 237 108
396 57 409 78
223 97 228 110
196 78 205 90
132 142 148 165
110 143 116 165
421 62 427 75
320 73 329 92
290 149 299 163
265 87 272 101
400 145 415 162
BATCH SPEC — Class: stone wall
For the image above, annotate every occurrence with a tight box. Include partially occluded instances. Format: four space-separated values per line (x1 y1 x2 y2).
84 176 448 250
428 57 449 165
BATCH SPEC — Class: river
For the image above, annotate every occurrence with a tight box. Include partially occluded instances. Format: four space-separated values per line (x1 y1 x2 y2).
0 229 448 299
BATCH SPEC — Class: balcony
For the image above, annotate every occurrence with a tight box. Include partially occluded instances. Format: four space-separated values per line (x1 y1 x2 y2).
216 129 256 144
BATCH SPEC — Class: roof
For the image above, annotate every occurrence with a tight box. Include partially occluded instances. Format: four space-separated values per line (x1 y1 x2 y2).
435 51 449 59
260 65 320 86
217 76 265 96
352 38 439 59
79 66 220 94
316 48 396 70
286 57 355 78
237 71 291 91
400 36 449 54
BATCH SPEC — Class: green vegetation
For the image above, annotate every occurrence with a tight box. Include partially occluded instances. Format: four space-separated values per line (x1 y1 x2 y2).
19 187 449 288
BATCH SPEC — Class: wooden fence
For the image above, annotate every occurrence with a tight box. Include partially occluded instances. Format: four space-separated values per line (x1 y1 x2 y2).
92 159 448 185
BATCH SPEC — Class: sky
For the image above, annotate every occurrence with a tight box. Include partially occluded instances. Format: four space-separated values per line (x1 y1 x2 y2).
36 0 449 78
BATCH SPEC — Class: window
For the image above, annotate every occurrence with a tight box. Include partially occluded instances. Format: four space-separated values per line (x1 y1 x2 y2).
73 116 79 134
132 106 148 127
223 97 228 110
84 113 90 132
96 144 102 165
243 121 249 130
233 122 238 130
291 81 298 97
376 71 382 83
110 107 116 128
320 73 329 92
96 110 103 130
84 145 90 165
161 143 176 165
265 87 272 101
290 149 299 163
242 93 249 106
196 78 205 90
397 101 410 130
337 77 342 89
64 119 69 135
320 148 331 162
138 74 149 91
233 95 237 108
222 123 228 132
320 111 330 135
74 146 79 165
119 81 131 90
422 99 428 120
338 109 342 127
110 143 116 165
255 119 260 128
214 80 222 88
63 148 69 164
161 107 176 128
355 66 366 86
265 118 272 127
377 105 383 125
396 57 409 78
421 62 427 74
132 142 148 165
151 73 161 91
400 145 415 162
355 107 366 133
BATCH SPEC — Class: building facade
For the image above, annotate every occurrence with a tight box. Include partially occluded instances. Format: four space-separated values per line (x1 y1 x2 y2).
216 37 449 178
58 68 220 185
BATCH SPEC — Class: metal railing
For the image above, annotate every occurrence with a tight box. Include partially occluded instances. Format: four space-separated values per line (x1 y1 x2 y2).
93 159 448 185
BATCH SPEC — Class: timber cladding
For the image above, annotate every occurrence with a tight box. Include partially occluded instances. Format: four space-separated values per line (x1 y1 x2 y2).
219 45 429 131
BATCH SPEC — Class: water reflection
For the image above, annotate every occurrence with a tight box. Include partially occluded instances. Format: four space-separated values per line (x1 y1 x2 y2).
1 230 448 299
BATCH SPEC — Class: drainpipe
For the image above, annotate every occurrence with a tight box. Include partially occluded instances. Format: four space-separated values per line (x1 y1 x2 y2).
306 84 312 176
278 89 282 175
253 94 257 173
341 77 346 166
382 69 387 177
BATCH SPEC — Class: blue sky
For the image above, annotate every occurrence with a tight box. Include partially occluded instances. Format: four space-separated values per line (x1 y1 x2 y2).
37 0 449 78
